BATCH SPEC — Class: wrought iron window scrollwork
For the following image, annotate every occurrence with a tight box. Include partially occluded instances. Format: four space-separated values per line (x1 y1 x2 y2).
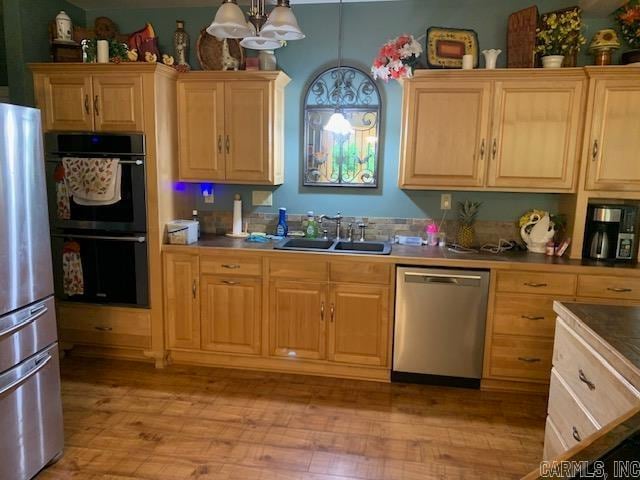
303 66 381 187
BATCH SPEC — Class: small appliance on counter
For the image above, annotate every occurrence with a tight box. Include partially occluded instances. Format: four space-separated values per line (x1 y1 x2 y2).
583 204 638 262
167 220 199 245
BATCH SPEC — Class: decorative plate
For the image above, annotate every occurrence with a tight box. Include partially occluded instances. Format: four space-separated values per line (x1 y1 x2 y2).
507 6 538 68
196 29 245 71
426 27 479 69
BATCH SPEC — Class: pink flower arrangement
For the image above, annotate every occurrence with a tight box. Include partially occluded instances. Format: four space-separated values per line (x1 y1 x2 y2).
371 34 422 82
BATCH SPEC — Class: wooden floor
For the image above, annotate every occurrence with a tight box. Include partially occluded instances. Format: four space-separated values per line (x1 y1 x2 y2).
37 356 547 480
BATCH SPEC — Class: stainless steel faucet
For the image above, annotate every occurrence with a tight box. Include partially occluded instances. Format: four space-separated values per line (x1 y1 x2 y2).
319 212 343 240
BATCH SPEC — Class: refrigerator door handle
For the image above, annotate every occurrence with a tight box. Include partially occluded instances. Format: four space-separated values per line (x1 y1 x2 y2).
0 304 48 340
0 352 52 398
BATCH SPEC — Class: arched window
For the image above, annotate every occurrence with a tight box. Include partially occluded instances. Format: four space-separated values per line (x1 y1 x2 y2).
303 66 381 187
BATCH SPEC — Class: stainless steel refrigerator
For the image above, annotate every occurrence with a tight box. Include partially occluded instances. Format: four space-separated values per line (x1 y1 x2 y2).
0 103 64 479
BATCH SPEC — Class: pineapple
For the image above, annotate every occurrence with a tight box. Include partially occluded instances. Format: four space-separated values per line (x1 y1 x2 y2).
456 200 481 248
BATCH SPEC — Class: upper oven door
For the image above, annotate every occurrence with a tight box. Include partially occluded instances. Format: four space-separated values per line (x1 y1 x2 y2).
45 133 147 233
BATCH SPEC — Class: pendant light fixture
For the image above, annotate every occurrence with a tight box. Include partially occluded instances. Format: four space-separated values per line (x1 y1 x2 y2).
324 0 353 136
207 0 304 50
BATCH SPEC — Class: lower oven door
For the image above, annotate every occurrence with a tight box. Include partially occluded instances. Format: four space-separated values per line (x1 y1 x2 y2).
51 232 149 307
0 343 64 480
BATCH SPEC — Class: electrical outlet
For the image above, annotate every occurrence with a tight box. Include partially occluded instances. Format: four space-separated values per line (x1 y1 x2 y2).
440 193 452 210
252 190 273 207
203 192 214 204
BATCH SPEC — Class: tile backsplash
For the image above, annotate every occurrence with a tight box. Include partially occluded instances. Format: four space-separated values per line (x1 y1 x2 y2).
200 212 521 245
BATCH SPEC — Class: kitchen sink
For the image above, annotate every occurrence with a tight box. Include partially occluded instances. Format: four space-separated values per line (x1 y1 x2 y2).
274 238 391 255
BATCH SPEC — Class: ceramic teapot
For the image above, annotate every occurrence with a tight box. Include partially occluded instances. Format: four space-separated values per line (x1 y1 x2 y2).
520 213 555 253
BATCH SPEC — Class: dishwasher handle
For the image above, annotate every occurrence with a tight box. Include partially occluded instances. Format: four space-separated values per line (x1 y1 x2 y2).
403 271 482 287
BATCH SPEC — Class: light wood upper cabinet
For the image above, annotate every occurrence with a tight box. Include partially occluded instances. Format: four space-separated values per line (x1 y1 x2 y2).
38 74 94 131
399 79 491 188
200 275 261 355
487 78 583 190
164 253 200 350
33 69 145 133
92 75 144 132
585 75 640 191
399 69 587 192
328 284 389 366
269 280 326 360
177 80 226 180
176 71 289 185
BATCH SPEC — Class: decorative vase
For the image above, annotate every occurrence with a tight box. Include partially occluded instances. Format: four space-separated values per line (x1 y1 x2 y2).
55 11 73 42
520 213 556 253
258 50 277 71
622 50 640 65
173 20 190 67
562 52 577 67
482 49 501 69
542 55 564 68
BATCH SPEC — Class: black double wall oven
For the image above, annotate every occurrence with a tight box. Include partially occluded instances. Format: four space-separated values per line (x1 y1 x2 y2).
46 133 149 307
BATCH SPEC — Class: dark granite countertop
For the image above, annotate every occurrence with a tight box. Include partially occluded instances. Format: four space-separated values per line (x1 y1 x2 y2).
164 234 640 274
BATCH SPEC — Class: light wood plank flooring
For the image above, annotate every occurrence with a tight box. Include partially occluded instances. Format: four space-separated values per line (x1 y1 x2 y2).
37 357 547 479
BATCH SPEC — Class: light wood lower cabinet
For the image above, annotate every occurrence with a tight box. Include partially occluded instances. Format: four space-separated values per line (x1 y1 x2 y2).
269 280 327 360
164 252 200 350
328 284 389 366
201 275 261 355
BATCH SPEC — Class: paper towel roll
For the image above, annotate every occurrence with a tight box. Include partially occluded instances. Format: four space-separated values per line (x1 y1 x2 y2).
97 40 109 63
232 194 242 235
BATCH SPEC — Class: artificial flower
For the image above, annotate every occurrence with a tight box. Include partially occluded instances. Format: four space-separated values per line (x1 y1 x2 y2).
371 34 422 82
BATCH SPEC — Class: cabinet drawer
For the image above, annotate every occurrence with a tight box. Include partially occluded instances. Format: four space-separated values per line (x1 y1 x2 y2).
330 261 391 285
493 294 566 338
268 257 328 281
496 271 576 296
58 304 150 349
577 275 640 302
553 318 640 425
548 369 599 449
200 255 262 276
543 416 568 462
489 335 553 381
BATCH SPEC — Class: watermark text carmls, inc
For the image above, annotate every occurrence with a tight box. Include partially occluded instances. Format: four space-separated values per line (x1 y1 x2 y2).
540 460 640 478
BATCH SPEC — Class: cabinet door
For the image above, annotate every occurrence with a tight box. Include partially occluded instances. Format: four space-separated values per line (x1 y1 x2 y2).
92 75 144 132
200 275 261 355
328 284 389 366
399 80 491 188
177 80 226 180
269 281 326 360
37 74 94 131
164 253 200 350
487 79 584 190
585 79 640 191
224 81 272 183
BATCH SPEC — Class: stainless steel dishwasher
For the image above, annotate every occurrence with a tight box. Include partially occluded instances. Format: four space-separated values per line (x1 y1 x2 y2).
392 266 490 388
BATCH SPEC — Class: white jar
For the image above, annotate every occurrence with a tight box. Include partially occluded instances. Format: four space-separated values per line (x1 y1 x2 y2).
542 55 564 68
258 50 277 71
55 11 73 42
97 40 109 63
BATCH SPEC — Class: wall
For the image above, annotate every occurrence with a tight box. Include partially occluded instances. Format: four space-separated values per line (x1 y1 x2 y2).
81 0 612 223
3 0 85 105
0 0 7 86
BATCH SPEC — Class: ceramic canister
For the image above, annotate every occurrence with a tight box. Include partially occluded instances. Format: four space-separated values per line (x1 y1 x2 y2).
55 11 73 42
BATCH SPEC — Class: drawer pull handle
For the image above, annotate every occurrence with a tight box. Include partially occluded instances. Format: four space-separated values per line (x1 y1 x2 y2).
521 315 545 321
607 287 632 293
192 279 197 299
217 135 223 154
320 301 325 321
479 139 485 160
94 95 100 116
330 304 335 323
517 356 541 363
222 280 239 285
578 369 596 391
84 95 90 115
222 264 240 269
592 139 598 162
492 138 497 159
95 326 112 332
524 282 548 288
226 135 230 154
572 426 582 442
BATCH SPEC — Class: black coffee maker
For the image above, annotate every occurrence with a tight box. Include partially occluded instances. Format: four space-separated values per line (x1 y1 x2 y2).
583 204 638 262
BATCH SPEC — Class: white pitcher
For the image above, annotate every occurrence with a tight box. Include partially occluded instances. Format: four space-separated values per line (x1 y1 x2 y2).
520 213 555 253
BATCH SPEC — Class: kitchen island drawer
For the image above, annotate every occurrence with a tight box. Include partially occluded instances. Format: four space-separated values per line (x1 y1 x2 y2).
543 416 568 461
553 317 640 425
200 255 262 276
58 303 151 349
548 368 599 449
489 335 553 381
493 294 567 338
496 271 577 296
577 275 640 302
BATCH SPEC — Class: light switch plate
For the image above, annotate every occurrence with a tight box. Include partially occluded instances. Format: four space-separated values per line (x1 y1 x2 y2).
440 193 452 210
252 190 273 207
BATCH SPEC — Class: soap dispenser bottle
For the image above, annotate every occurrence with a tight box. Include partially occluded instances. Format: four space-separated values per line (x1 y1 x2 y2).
305 211 319 239
276 207 288 237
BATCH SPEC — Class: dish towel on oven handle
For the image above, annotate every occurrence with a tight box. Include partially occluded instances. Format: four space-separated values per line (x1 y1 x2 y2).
54 163 70 219
62 241 84 296
62 157 122 205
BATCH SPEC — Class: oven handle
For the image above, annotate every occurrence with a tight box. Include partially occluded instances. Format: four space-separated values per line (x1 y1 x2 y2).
46 158 144 165
52 233 146 243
